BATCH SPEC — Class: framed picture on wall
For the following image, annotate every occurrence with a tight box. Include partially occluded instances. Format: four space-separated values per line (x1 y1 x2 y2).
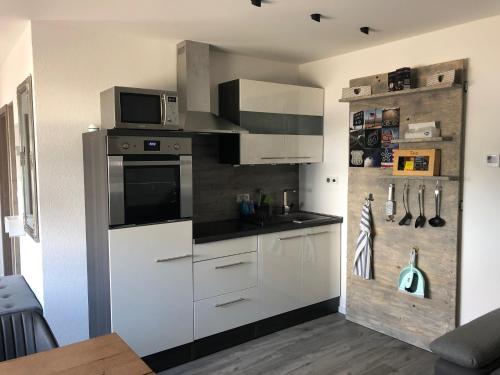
17 75 39 242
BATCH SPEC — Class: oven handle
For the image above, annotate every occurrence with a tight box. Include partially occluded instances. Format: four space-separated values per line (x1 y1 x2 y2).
123 160 182 167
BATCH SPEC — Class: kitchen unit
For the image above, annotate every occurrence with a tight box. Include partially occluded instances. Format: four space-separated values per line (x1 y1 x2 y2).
218 79 324 165
83 130 194 358
82 39 340 373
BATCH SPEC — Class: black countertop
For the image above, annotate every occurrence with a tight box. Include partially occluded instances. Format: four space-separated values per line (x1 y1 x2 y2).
193 212 343 244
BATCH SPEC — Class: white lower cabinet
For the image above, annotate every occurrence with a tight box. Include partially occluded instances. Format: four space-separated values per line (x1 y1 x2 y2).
258 229 303 319
301 225 341 306
258 224 341 319
194 287 259 339
108 221 193 357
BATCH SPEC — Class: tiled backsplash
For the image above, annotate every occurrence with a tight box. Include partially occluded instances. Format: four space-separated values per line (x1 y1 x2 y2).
192 135 299 223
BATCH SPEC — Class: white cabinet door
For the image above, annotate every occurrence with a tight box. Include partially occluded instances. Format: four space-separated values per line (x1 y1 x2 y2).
301 225 341 306
193 235 257 262
239 79 324 116
194 287 259 339
258 229 302 319
194 252 258 301
240 134 286 165
285 135 323 163
109 221 193 357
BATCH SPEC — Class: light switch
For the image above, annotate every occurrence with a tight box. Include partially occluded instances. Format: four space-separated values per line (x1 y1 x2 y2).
486 154 500 167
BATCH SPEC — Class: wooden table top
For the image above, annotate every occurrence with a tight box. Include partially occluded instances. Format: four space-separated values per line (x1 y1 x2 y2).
0 333 155 375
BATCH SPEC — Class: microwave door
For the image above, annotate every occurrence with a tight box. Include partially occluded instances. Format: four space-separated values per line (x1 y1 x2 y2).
119 92 162 128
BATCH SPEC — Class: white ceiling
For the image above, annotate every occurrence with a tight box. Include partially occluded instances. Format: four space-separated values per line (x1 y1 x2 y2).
2 0 500 65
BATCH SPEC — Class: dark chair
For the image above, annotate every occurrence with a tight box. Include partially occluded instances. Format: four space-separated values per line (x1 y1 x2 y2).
0 275 58 362
430 308 500 375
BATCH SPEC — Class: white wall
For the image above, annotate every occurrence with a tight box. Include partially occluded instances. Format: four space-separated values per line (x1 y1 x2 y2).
299 14 500 324
28 21 299 345
0 22 45 303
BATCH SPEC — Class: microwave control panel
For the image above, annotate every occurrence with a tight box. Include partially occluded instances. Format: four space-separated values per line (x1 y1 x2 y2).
164 95 179 126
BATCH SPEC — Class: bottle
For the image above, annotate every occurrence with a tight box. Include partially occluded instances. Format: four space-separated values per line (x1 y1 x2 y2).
386 184 396 221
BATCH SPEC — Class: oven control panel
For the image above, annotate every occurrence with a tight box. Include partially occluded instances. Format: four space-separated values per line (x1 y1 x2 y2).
107 136 192 155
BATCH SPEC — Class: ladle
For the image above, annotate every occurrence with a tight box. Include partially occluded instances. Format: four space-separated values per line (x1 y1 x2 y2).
429 181 446 227
415 185 426 228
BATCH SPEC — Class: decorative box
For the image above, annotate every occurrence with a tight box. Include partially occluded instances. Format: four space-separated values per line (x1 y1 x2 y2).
342 86 371 99
393 149 441 176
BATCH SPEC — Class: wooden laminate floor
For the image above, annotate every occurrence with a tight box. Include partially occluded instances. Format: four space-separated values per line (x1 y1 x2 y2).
159 314 437 375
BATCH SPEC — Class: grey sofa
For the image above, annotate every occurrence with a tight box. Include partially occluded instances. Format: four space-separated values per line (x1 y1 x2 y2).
0 275 58 361
430 308 500 374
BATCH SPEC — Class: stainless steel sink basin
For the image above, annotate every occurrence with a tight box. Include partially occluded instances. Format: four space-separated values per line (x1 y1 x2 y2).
242 212 330 227
284 212 327 224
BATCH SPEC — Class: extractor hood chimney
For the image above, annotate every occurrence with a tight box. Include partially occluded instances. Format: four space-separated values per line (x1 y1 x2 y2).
177 40 248 134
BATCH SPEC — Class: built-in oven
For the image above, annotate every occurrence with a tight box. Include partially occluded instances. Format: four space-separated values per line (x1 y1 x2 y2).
107 135 192 227
100 87 181 130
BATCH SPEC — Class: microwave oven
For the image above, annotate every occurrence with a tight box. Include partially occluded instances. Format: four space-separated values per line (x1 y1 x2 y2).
100 86 181 130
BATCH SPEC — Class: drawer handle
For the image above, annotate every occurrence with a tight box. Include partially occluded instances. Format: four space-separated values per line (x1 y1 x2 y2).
215 298 247 308
288 156 312 159
155 254 192 263
215 261 246 270
279 234 304 241
306 231 331 237
261 157 286 160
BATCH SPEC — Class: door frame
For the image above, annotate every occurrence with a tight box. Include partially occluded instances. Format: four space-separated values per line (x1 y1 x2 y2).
0 103 19 275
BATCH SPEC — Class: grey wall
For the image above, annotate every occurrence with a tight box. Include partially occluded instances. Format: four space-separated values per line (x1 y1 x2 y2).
192 135 299 223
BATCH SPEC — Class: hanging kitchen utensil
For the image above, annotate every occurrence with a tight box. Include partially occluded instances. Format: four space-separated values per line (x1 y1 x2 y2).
386 184 395 222
398 247 425 298
429 181 446 227
415 184 426 228
398 181 412 226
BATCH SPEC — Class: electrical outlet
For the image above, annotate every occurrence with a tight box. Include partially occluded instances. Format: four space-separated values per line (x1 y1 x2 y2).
326 176 338 184
236 193 250 203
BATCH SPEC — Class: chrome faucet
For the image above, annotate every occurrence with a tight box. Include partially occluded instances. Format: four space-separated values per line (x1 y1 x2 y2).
282 189 297 215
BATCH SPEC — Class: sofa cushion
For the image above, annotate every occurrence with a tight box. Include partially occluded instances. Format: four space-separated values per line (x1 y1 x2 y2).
430 308 500 369
435 357 500 375
0 275 42 316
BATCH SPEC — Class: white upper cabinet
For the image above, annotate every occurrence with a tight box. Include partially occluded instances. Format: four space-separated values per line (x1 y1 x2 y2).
238 79 324 116
240 134 287 165
218 79 325 165
108 221 193 357
285 135 324 163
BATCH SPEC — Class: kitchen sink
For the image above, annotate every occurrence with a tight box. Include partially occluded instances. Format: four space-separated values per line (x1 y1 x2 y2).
244 212 329 227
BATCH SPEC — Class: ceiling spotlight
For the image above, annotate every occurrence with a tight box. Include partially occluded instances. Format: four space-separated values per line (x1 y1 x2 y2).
311 13 321 22
360 26 370 35
251 0 262 7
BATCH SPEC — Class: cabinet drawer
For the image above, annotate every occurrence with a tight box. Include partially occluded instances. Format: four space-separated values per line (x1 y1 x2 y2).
194 252 257 301
194 236 257 262
194 287 259 339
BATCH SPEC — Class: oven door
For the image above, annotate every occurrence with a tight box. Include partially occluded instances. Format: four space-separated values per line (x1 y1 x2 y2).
108 155 192 227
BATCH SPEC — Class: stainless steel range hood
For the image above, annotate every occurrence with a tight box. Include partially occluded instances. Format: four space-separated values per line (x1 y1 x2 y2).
177 40 248 134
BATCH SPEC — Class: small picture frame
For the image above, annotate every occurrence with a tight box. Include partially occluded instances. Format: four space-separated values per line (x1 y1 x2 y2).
392 149 441 176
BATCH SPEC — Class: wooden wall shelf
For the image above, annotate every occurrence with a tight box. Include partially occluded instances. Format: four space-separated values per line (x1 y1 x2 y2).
339 83 462 102
377 175 459 181
391 137 452 144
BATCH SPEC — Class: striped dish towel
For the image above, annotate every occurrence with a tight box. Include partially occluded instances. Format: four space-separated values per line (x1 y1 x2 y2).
353 199 373 280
